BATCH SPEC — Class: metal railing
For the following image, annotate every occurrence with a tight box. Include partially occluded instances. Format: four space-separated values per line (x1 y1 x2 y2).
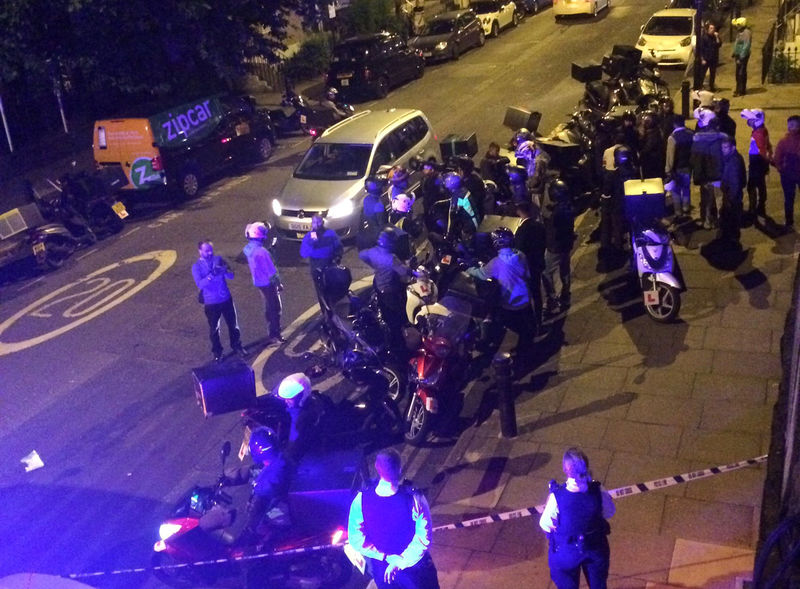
768 43 800 83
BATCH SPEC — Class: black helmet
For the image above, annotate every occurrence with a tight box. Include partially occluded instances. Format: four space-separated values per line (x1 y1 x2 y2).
614 146 632 167
364 175 387 194
249 427 278 462
507 165 528 184
549 179 570 202
377 226 400 252
491 226 514 250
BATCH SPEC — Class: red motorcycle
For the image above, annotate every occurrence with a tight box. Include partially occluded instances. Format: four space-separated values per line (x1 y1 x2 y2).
152 441 354 588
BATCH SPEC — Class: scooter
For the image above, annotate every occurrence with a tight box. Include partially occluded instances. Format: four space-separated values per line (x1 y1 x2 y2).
152 441 354 589
624 178 684 322
270 91 354 139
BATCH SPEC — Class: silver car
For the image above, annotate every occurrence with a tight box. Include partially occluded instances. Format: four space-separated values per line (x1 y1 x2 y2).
271 109 437 240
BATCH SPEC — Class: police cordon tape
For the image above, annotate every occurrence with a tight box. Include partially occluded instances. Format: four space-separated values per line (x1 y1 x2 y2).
67 453 768 579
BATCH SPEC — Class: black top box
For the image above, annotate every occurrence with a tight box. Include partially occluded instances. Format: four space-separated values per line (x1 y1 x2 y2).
439 132 478 161
571 62 603 84
502 106 541 133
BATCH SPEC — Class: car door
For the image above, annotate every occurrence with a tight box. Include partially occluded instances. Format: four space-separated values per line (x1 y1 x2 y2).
390 35 416 83
501 0 514 26
456 14 474 48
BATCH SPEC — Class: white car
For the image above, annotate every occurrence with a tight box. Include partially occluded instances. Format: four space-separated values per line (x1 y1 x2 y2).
471 0 519 37
637 8 696 66
553 0 610 19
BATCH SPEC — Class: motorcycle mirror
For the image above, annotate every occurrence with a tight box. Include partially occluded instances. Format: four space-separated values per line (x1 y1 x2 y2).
221 441 232 464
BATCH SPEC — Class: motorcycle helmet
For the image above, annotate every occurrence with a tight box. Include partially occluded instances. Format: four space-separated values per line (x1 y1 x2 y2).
443 172 462 193
491 226 514 250
598 115 617 134
515 140 536 163
513 128 532 146
311 214 325 232
325 87 338 101
246 221 269 239
364 175 387 195
389 166 409 187
278 372 311 404
391 192 415 214
377 226 399 252
614 146 633 167
693 107 717 129
249 427 278 462
549 179 570 202
732 17 747 28
741 108 765 128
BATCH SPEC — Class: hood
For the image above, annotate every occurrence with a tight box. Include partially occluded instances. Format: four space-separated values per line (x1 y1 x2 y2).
243 240 261 257
409 33 452 49
279 176 364 212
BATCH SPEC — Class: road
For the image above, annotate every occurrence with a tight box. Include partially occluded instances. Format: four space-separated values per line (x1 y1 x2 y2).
0 1 683 587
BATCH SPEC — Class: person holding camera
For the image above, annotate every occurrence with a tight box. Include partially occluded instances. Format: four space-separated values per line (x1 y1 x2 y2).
244 222 284 346
192 239 247 362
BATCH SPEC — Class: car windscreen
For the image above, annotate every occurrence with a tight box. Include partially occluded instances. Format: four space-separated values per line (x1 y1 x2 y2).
643 16 693 36
294 143 373 180
332 43 373 63
424 19 455 35
471 1 499 14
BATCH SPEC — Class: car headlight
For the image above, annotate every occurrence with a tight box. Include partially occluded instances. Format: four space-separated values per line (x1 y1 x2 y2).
680 36 691 47
435 41 448 50
637 37 646 46
327 199 354 219
159 523 182 541
272 198 282 216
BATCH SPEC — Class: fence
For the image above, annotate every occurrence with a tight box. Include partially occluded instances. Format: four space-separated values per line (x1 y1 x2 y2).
244 57 286 92
769 43 800 82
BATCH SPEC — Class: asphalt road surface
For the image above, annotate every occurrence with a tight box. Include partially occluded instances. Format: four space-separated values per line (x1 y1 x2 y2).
0 2 682 587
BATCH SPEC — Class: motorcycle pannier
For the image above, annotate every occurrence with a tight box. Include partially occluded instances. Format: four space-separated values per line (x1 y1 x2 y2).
193 358 256 417
571 62 603 84
439 133 478 161
502 107 541 133
623 178 666 222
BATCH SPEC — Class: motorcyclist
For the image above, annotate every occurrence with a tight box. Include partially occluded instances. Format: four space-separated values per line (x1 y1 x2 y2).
276 373 325 463
389 166 411 198
600 146 637 258
443 172 480 238
319 87 349 121
515 140 551 207
508 127 533 152
359 175 389 250
300 214 343 310
467 227 538 364
455 157 488 220
358 227 413 351
226 427 291 544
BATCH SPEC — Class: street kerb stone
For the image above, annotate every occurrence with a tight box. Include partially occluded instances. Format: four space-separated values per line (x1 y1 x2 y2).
624 367 696 398
699 401 774 433
711 350 782 379
606 530 677 585
626 395 703 428
693 373 768 404
661 497 755 548
582 341 650 368
602 420 683 458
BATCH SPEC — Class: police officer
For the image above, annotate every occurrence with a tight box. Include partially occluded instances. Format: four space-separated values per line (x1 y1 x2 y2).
348 449 440 589
358 227 412 351
539 447 616 589
360 175 389 250
243 222 284 344
300 214 343 310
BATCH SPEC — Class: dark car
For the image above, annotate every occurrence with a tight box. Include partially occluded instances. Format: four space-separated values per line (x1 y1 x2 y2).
408 10 485 61
666 0 730 27
326 32 425 99
514 0 553 15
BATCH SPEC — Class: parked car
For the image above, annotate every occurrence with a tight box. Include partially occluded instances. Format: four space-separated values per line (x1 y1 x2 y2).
271 109 438 240
326 32 425 99
515 0 553 14
93 95 275 200
471 0 519 37
638 8 697 66
553 0 610 19
408 10 485 61
666 0 728 28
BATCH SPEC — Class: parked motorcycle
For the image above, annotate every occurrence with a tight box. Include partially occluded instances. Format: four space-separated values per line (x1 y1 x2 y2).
269 91 354 139
624 178 684 322
152 441 354 589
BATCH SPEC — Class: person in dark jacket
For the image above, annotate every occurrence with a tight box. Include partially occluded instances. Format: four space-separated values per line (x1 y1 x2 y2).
665 115 695 216
698 22 722 92
456 157 488 220
690 108 727 229
719 135 747 244
639 112 665 179
360 176 389 250
301 214 344 310
715 98 737 141
539 447 616 589
600 146 636 256
542 180 575 315
772 115 800 228
514 200 546 325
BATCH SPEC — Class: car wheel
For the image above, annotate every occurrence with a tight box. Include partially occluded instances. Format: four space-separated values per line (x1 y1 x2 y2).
532 0 539 13
375 75 389 98
177 168 201 200
477 30 486 47
255 136 274 161
414 60 425 79
42 236 76 270
491 21 499 37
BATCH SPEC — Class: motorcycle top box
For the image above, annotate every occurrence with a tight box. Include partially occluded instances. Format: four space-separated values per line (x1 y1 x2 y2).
571 61 603 84
623 178 666 223
439 132 478 161
502 106 541 133
193 359 256 417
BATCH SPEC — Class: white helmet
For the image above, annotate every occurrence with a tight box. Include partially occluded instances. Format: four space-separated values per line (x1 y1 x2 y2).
391 192 415 214
278 373 311 403
741 108 765 127
246 222 269 239
693 107 717 128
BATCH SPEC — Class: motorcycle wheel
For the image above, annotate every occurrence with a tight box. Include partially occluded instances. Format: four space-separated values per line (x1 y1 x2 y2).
151 552 218 588
377 364 405 402
644 282 681 323
255 136 274 161
375 76 389 98
404 393 433 446
42 236 76 270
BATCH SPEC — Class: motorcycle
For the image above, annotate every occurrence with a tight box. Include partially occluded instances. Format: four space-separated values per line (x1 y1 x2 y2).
624 178 684 322
152 441 354 589
269 91 354 139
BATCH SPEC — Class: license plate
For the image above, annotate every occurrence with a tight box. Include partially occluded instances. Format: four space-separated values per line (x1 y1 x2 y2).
341 79 349 87
299 114 307 124
289 222 311 232
644 290 660 306
32 242 45 255
239 426 252 461
423 52 432 57
111 201 129 219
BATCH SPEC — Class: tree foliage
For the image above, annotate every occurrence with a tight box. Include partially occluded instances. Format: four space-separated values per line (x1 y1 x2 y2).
344 0 405 36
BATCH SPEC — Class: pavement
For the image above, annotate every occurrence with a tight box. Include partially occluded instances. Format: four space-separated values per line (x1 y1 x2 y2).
391 2 800 588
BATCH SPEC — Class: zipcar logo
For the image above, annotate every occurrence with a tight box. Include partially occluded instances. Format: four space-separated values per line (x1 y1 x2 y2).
163 100 213 142
0 250 177 356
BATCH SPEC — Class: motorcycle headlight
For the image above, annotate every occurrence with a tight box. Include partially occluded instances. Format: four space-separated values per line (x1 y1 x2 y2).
327 199 354 219
680 36 691 47
637 37 646 46
435 41 448 51
158 523 183 540
271 198 282 216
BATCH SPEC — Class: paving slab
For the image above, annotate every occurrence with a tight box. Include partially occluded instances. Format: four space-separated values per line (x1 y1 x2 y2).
666 539 754 589
702 326 773 352
661 497 756 548
684 464 766 508
677 430 763 464
699 401 775 433
623 368 696 398
607 530 677 585
693 373 767 404
450 546 551 589
626 395 703 428
520 412 609 447
605 454 695 498
711 350 782 378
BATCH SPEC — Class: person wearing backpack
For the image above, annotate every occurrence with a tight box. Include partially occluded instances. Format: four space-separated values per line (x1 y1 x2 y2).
690 108 727 229
665 115 695 216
